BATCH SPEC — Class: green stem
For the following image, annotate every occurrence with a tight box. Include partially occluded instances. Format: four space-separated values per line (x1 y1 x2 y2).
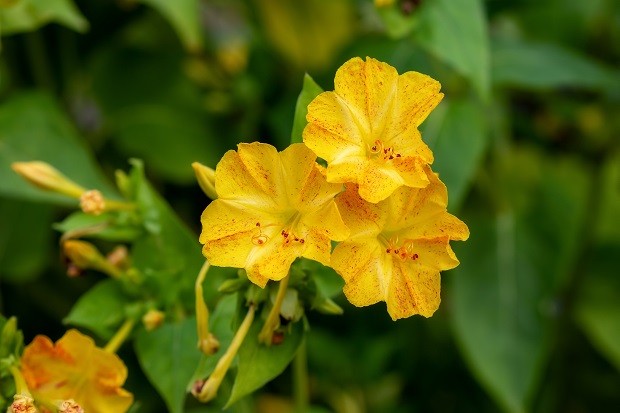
196 259 219 354
104 319 135 353
258 275 290 345
293 339 309 412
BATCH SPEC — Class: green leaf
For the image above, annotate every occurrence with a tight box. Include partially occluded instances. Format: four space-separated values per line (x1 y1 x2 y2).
594 152 620 243
414 0 490 100
227 317 305 406
91 47 224 183
135 318 202 413
124 160 207 309
426 98 488 212
0 0 88 34
0 92 117 204
291 74 323 145
53 211 144 242
492 40 620 93
64 279 131 340
0 198 53 282
450 150 590 413
137 0 202 52
575 244 620 372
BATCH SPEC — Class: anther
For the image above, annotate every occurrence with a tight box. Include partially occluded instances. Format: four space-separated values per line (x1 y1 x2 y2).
412 253 419 260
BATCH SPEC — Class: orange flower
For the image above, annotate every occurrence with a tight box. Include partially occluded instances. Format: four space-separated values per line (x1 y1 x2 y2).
20 329 133 413
331 166 469 319
303 57 443 203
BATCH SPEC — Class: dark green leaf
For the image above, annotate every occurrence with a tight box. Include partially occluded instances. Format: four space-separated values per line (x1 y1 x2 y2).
450 150 590 413
0 92 117 204
0 198 53 282
0 0 88 34
291 74 323 144
594 153 620 243
137 0 202 52
427 98 488 212
492 40 620 93
415 0 490 100
64 279 131 340
91 48 223 183
135 318 202 413
227 316 304 406
575 244 620 372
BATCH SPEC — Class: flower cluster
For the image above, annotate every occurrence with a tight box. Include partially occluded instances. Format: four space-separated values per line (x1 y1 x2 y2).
199 57 468 320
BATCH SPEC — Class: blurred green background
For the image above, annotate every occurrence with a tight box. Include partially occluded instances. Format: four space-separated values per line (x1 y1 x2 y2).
0 0 619 412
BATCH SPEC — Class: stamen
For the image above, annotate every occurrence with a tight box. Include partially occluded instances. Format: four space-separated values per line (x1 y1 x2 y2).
252 235 268 246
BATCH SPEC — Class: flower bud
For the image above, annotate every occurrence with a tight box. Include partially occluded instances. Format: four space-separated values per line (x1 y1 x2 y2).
192 162 217 200
11 161 85 198
313 297 344 315
79 190 106 215
142 310 165 331
8 394 37 413
63 240 122 279
57 399 84 413
217 278 248 294
197 333 220 355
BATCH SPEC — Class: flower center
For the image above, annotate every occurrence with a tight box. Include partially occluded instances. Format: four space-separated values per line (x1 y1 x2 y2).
251 213 306 247
367 139 402 163
381 235 419 262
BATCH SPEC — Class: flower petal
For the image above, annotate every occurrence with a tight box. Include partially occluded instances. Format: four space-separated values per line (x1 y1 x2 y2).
21 330 133 413
215 143 284 209
386 261 440 320
304 93 365 161
200 199 282 270
281 143 345 211
358 162 406 203
335 57 399 134
332 239 388 307
303 200 349 242
246 236 304 287
335 184 384 238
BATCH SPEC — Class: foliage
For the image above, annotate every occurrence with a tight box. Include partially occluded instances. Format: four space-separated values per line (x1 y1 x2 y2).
1 0 619 412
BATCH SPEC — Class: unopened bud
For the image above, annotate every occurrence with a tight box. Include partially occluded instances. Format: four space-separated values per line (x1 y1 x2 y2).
198 333 220 355
142 310 165 331
79 189 106 215
106 245 131 270
63 240 122 279
192 162 217 200
11 161 85 198
57 399 84 413
8 394 37 413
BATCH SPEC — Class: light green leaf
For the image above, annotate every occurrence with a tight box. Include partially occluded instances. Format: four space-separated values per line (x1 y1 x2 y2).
53 211 144 242
137 0 202 52
227 317 304 406
0 92 117 204
291 74 323 145
0 198 53 282
427 98 488 212
0 0 88 34
492 40 620 93
64 279 131 340
414 0 490 100
450 150 590 413
575 244 620 372
135 318 203 413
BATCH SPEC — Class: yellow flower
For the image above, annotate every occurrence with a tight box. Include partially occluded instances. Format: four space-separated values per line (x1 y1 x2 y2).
20 329 133 413
199 142 349 287
331 166 469 320
303 57 443 203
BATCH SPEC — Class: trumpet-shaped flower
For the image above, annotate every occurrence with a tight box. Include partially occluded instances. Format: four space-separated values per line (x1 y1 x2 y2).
20 329 133 413
199 142 349 287
303 57 443 203
331 166 469 320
